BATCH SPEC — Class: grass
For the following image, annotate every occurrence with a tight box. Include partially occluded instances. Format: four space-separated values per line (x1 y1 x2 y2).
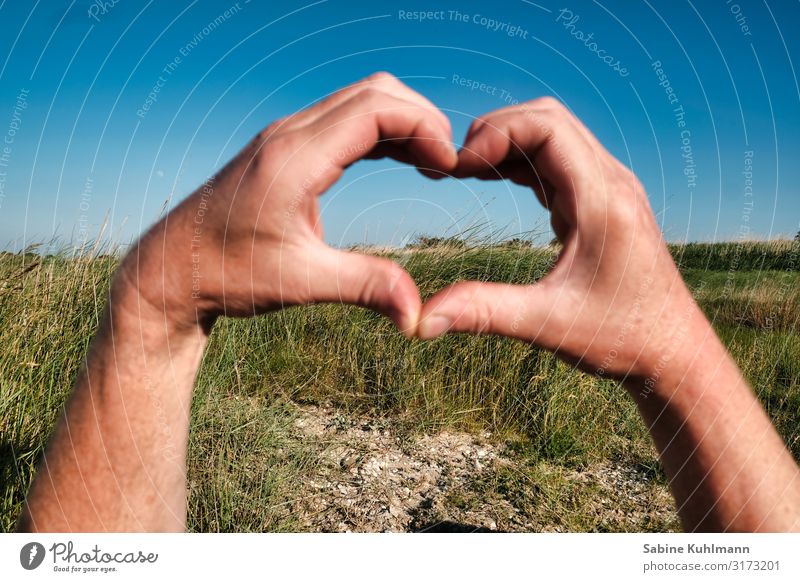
670 240 800 271
1 240 798 531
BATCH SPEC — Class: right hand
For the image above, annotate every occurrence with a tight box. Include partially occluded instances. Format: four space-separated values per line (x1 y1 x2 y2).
418 98 703 382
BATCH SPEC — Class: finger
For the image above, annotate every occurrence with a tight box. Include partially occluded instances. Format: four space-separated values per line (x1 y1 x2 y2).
462 157 546 190
278 72 452 138
364 142 457 180
454 101 593 194
460 97 565 142
296 89 458 194
308 246 422 336
416 279 562 347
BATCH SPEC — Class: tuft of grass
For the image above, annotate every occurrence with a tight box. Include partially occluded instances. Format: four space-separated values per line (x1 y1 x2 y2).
185 393 319 532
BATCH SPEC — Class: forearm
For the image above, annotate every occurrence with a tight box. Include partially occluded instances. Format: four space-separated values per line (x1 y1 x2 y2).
19 254 208 532
627 318 800 532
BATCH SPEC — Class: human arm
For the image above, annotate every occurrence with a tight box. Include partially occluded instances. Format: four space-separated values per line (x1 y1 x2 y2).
417 98 800 531
18 73 457 532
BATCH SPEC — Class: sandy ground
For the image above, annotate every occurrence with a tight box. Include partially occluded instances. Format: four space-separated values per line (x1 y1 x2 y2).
287 405 678 532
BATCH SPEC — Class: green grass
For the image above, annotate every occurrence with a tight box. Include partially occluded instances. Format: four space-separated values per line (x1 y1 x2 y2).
1 241 798 531
670 240 800 271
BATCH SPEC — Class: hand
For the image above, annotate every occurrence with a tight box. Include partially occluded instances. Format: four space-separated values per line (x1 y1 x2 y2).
19 73 459 532
123 72 457 335
416 98 800 533
418 98 698 382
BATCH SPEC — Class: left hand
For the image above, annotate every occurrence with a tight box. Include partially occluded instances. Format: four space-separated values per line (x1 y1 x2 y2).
121 72 458 335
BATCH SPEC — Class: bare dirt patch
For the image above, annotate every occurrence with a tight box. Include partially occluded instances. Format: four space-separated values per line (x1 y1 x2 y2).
287 405 679 532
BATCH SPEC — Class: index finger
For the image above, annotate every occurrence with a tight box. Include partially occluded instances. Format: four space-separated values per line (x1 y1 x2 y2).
455 99 597 194
281 72 452 139
294 88 459 195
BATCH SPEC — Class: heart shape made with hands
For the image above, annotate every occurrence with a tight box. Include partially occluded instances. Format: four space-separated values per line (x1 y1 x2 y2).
171 72 674 380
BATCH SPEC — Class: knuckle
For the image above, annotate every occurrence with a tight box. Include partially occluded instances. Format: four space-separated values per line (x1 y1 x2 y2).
252 132 296 174
607 197 636 226
628 171 646 194
473 298 496 333
355 258 402 305
354 86 384 108
362 262 398 306
536 98 573 127
612 163 643 191
366 71 395 84
603 177 642 225
260 131 292 155
349 73 398 100
256 117 290 143
468 115 489 135
532 96 562 111
379 259 403 283
449 282 491 333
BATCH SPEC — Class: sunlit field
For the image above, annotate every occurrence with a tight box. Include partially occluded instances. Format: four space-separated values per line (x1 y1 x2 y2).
2 240 798 531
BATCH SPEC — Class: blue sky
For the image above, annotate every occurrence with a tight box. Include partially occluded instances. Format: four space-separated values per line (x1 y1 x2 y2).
0 0 798 251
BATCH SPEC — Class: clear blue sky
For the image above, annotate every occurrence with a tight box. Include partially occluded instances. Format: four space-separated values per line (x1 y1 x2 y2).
0 0 798 251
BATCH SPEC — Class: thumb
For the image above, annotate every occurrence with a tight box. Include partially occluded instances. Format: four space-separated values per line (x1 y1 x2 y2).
417 280 561 345
310 246 422 336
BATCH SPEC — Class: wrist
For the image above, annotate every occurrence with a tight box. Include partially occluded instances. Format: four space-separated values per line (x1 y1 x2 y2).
115 213 218 337
624 312 733 404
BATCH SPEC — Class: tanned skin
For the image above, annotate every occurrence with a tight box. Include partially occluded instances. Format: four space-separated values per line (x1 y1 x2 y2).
19 74 800 532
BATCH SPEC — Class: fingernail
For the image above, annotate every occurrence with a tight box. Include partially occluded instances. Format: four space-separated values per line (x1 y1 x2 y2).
417 314 452 340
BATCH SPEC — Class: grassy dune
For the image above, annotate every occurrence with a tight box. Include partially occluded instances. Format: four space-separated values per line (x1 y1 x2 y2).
1 241 798 531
